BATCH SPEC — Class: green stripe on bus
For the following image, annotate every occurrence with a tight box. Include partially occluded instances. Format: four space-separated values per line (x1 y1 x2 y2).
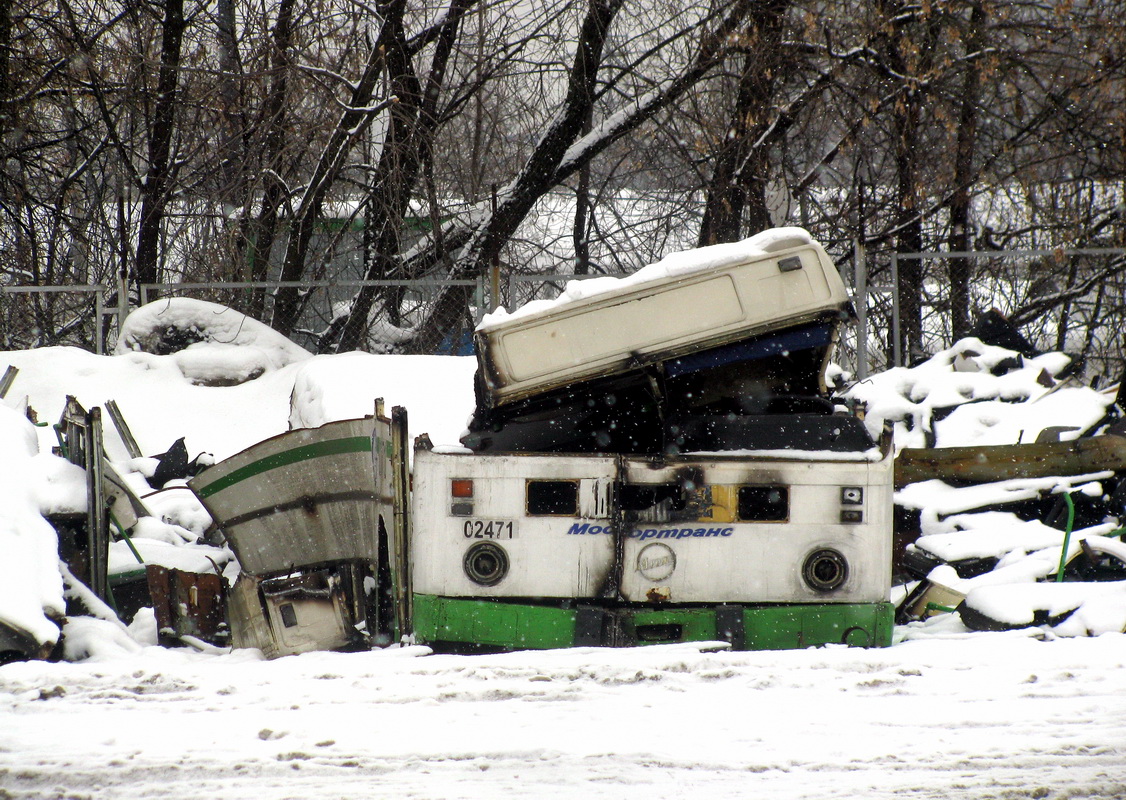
196 436 372 498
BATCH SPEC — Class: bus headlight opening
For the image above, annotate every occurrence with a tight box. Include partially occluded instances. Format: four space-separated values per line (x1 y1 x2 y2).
803 548 848 592
464 542 509 586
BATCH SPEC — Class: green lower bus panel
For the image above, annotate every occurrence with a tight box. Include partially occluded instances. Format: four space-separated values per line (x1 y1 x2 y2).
413 594 579 650
739 603 894 650
412 594 894 651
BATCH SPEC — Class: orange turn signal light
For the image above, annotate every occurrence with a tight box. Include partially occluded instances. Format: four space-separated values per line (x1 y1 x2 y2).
451 479 474 498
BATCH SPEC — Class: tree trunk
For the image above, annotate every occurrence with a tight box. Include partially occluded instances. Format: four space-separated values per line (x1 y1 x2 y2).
246 0 295 319
272 1 404 337
214 0 255 294
332 0 473 352
697 0 789 247
0 0 12 142
947 0 986 342
405 0 754 352
134 0 186 296
573 110 593 275
878 0 937 362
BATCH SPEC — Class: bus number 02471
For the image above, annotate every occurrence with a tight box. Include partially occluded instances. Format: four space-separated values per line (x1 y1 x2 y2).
462 519 516 539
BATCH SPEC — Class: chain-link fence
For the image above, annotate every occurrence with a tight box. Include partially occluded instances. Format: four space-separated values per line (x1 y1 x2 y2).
6 248 1126 385
502 272 629 315
1 274 627 357
856 247 1126 383
1 284 120 353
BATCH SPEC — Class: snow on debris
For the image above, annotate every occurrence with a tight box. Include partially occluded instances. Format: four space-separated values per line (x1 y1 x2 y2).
847 335 1126 638
845 337 1112 450
3 286 1126 666
115 297 313 385
964 580 1126 634
1 313 478 653
895 474 1113 517
0 405 67 650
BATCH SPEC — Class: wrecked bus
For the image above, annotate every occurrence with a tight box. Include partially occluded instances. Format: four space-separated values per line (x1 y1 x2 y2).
189 407 411 658
187 227 896 655
472 228 851 410
410 441 894 651
464 229 854 455
417 228 894 650
190 417 894 655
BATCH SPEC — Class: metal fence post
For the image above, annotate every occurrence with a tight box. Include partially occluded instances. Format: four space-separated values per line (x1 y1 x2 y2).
474 276 486 325
94 291 105 355
118 271 129 343
890 252 901 368
854 239 868 380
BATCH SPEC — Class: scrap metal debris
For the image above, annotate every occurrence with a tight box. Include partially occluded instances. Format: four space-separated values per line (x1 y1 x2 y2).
463 230 866 456
187 406 409 659
860 334 1126 634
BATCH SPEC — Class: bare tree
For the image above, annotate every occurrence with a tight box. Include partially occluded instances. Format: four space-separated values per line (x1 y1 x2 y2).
4 0 1126 370
365 0 760 353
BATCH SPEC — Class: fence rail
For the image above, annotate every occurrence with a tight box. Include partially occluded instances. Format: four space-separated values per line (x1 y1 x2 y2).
0 283 116 354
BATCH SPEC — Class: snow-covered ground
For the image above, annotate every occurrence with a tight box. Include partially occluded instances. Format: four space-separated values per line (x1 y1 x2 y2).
2 290 1125 799
2 633 1124 800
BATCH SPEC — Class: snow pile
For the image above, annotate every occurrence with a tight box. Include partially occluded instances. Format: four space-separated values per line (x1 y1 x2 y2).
479 227 812 329
116 298 313 385
3 345 301 463
857 338 1126 637
4 287 1126 660
0 405 66 654
964 580 1126 635
286 351 477 446
846 338 1110 449
0 387 235 654
896 474 1113 519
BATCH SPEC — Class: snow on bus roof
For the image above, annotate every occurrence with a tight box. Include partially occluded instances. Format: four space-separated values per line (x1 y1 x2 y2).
477 227 814 331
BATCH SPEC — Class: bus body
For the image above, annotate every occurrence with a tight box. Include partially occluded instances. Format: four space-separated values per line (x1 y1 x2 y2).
409 442 894 651
189 228 896 656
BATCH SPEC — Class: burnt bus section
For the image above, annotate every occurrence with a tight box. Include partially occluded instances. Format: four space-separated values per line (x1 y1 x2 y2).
420 231 896 651
461 318 875 456
409 445 895 652
414 447 893 607
473 233 853 408
665 404 875 454
463 371 665 453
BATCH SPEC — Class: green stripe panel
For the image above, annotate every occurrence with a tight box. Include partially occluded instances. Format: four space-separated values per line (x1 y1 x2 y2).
412 595 895 651
196 436 372 498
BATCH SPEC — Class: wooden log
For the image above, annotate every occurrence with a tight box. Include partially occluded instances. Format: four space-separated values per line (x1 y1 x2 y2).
894 435 1126 488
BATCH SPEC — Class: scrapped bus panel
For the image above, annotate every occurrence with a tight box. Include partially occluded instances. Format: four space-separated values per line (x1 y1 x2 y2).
187 409 410 658
473 228 851 409
189 415 396 576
